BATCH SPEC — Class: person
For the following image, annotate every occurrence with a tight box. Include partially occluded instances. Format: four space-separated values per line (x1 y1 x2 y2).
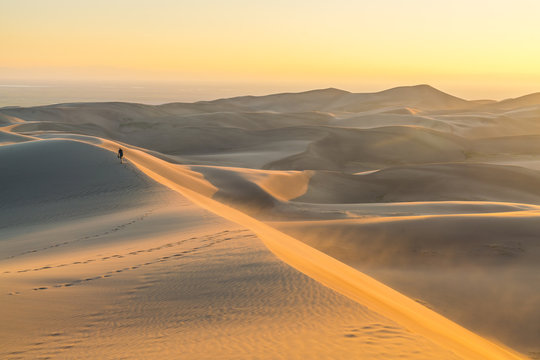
117 148 124 163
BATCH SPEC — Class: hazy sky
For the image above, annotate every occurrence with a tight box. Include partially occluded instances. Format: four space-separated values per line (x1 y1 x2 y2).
1 0 540 100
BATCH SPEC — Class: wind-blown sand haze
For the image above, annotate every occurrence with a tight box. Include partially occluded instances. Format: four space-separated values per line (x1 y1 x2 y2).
1 85 539 359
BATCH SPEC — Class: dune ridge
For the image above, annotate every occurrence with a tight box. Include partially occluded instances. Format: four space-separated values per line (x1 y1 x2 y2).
91 137 523 359
0 137 470 359
2 84 539 358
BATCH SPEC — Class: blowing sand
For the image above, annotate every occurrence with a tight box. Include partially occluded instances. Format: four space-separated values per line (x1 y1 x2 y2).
1 85 539 359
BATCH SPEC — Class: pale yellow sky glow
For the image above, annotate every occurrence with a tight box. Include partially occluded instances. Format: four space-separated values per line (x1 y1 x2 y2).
1 0 540 99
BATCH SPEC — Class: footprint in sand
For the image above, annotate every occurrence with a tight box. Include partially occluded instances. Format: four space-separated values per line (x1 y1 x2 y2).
14 230 242 293
4 210 155 260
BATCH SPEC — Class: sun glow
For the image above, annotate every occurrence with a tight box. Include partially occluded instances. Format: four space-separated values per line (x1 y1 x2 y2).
1 0 539 99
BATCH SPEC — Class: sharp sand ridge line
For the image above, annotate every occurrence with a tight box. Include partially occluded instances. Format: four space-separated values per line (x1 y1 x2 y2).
90 138 524 360
1 129 526 360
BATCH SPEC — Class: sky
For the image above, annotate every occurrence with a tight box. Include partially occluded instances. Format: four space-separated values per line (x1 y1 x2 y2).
1 0 540 102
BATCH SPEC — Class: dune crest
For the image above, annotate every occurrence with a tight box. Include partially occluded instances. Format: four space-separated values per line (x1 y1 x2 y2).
93 138 524 359
2 85 539 358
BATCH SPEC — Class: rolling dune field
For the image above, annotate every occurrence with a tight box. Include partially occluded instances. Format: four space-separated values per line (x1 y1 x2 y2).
1 85 539 359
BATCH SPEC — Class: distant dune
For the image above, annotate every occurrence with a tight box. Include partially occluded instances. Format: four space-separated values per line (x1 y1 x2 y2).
293 163 540 204
1 85 539 359
489 92 540 110
184 85 475 113
265 126 468 171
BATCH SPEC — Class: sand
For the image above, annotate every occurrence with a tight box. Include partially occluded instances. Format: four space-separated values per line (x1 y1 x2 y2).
1 85 539 359
0 139 465 360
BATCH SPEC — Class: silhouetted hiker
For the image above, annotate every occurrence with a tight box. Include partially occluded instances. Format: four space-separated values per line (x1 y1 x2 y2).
117 148 124 163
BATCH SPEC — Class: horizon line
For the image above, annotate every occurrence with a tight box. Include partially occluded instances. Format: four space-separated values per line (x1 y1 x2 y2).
2 83 540 109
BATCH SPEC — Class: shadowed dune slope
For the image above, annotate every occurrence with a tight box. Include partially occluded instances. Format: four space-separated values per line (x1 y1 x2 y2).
0 130 32 144
271 211 540 353
472 134 540 155
265 126 467 171
271 213 540 268
330 113 455 133
0 139 157 229
187 165 312 215
294 163 540 205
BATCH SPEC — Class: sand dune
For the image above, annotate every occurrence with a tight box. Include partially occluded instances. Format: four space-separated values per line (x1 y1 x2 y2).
4 111 328 168
1 85 539 358
270 208 540 352
265 126 468 171
95 137 524 359
187 165 311 215
0 130 32 144
291 163 540 205
330 112 455 133
487 93 540 110
185 85 475 113
4 85 540 170
472 134 540 155
0 138 480 360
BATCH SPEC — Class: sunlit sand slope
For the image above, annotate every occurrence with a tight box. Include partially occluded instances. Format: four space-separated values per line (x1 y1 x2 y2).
2 84 539 358
1 139 477 360
94 137 524 359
